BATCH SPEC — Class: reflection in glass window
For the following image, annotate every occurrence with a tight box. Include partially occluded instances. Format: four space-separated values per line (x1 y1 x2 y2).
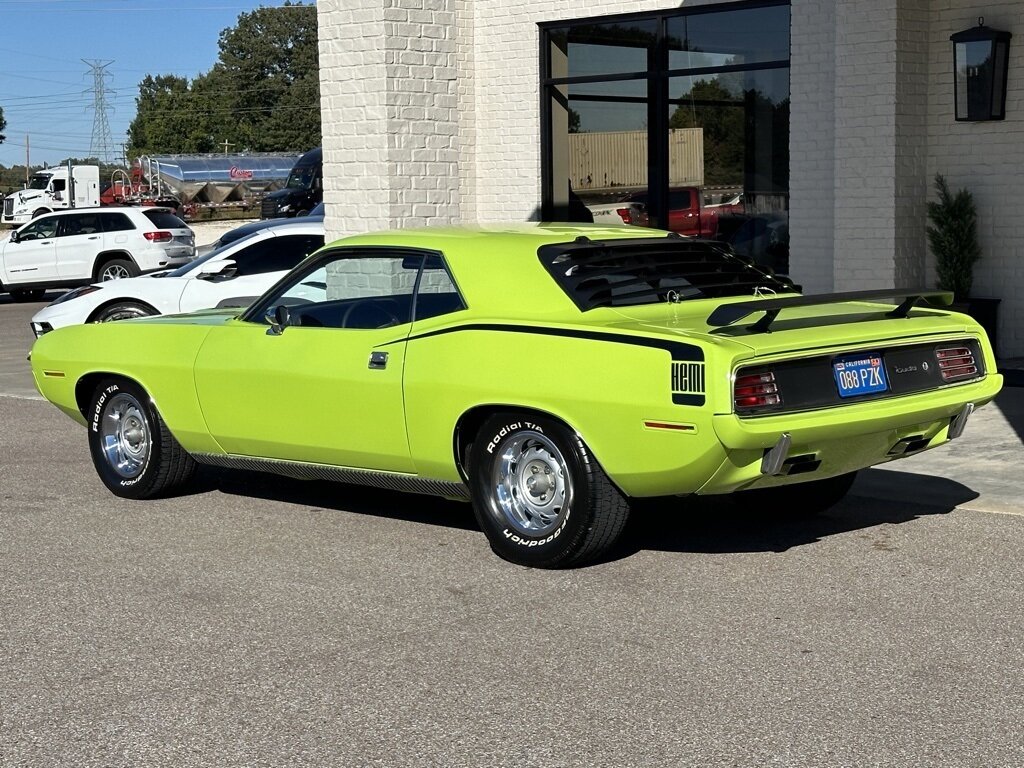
542 2 791 274
547 20 657 79
667 6 790 70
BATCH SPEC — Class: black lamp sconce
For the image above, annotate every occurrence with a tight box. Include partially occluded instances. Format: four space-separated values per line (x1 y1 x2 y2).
951 17 1012 121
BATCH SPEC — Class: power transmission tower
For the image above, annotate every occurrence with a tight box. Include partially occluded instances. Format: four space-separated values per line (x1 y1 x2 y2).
83 59 116 164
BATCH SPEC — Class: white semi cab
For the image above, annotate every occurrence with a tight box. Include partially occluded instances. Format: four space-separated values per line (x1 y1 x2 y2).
2 165 100 225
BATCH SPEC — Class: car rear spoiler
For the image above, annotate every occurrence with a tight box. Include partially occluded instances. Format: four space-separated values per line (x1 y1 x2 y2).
706 289 954 333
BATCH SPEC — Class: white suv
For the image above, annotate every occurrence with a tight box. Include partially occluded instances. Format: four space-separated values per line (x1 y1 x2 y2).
0 207 194 302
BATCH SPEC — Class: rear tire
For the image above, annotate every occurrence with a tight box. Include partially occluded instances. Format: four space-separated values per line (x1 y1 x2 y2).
468 413 630 568
96 258 139 282
734 471 858 516
94 301 157 323
87 378 195 499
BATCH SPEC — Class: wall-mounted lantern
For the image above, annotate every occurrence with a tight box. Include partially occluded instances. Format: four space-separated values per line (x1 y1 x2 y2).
951 18 1012 121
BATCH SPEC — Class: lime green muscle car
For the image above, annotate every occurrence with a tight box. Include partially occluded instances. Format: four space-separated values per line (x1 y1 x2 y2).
30 225 1003 568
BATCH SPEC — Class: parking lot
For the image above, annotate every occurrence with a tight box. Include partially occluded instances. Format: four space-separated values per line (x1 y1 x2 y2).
2 293 1023 767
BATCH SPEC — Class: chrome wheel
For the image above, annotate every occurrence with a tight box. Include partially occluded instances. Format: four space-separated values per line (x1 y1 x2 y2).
98 393 152 479
490 430 572 536
101 263 132 281
99 304 152 322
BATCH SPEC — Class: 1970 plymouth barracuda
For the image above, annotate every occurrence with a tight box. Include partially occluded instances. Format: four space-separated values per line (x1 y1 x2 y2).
29 225 1003 567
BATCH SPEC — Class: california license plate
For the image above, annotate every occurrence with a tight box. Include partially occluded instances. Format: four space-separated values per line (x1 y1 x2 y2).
833 354 888 398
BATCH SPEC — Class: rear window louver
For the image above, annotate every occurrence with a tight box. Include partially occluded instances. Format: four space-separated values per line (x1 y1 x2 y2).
538 236 790 311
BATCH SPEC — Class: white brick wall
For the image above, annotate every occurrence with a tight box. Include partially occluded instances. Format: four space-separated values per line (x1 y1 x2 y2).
789 0 836 292
926 0 1024 357
833 0 900 290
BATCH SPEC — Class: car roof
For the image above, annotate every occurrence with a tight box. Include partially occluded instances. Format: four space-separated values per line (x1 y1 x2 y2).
222 215 325 244
323 223 673 319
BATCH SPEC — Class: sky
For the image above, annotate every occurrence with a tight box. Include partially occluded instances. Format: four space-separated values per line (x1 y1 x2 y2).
0 0 300 169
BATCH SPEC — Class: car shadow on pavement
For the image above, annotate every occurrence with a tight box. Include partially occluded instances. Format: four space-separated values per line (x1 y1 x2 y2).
610 469 978 561
200 464 979 565
992 387 1024 445
196 465 479 531
0 290 63 306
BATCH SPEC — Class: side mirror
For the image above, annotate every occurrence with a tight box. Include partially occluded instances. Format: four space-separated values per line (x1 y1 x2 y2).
53 191 63 201
196 259 238 281
8 230 19 244
265 304 290 336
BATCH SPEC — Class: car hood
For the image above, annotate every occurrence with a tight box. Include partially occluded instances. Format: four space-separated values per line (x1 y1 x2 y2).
128 307 244 327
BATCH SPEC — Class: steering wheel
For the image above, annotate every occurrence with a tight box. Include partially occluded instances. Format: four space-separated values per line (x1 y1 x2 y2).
340 298 402 329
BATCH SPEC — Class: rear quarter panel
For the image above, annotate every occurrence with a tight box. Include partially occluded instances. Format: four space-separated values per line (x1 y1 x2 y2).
402 316 727 497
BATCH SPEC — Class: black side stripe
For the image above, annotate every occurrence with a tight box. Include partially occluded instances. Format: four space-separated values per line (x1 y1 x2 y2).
383 323 705 362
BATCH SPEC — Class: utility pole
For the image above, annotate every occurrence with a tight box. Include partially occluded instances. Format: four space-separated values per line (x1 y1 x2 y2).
83 59 116 164
25 135 29 184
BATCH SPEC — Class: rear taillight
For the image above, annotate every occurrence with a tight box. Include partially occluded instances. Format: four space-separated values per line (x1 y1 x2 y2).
936 346 978 381
616 208 633 225
144 230 173 242
734 371 781 412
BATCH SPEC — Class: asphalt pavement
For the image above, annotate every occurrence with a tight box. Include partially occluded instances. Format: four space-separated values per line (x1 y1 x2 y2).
1 294 1022 767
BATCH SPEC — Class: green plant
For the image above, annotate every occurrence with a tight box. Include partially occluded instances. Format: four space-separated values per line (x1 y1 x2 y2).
926 174 981 299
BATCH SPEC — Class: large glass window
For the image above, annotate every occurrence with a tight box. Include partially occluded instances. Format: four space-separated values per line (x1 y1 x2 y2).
542 2 791 274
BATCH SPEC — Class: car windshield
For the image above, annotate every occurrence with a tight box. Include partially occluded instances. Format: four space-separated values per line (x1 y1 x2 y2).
538 238 792 311
164 231 264 277
286 165 316 190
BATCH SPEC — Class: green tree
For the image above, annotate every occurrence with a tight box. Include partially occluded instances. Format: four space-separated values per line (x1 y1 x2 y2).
127 2 320 156
669 78 744 186
0 105 6 144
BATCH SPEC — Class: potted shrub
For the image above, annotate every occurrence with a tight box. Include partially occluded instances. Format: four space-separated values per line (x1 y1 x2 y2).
926 173 1000 355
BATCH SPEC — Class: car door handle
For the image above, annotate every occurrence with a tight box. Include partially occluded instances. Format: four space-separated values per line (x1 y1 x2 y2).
368 351 388 369
87 236 100 240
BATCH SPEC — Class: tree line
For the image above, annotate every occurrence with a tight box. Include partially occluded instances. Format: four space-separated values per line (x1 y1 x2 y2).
127 2 321 157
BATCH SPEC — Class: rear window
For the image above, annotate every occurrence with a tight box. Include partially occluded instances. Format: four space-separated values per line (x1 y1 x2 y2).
142 209 189 229
538 237 791 311
100 212 135 232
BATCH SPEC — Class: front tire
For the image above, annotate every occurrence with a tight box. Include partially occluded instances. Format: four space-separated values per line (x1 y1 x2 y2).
96 258 139 282
94 301 157 323
468 413 630 568
87 378 196 499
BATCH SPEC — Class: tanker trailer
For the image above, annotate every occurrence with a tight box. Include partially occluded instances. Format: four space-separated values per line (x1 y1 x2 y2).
127 153 303 214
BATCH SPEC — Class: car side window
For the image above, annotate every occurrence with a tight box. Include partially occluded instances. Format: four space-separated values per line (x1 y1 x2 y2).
669 190 693 209
17 217 58 241
58 213 102 237
415 254 466 321
233 235 324 276
259 252 423 330
99 213 135 232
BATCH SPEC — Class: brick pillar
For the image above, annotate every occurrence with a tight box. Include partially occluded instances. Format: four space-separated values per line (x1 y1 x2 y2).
830 0 930 292
789 0 837 292
317 0 462 242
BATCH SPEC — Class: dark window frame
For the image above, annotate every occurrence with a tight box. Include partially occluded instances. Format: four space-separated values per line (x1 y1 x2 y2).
539 0 790 229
